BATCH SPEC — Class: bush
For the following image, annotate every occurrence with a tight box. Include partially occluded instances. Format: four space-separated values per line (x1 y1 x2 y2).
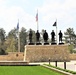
0 48 6 55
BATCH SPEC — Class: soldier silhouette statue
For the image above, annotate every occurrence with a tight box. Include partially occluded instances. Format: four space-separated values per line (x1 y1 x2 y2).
29 29 32 43
36 30 40 43
58 30 63 43
51 30 55 43
43 30 48 43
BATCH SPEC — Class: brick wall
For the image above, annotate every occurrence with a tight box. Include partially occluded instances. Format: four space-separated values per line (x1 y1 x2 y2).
25 45 70 62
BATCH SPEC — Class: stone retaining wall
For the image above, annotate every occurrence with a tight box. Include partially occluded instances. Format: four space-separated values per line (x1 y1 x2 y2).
69 54 76 60
0 52 24 61
0 46 76 62
25 45 70 62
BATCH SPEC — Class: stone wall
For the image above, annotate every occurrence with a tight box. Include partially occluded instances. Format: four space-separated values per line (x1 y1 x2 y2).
0 47 76 61
0 52 24 61
70 54 76 60
25 45 70 62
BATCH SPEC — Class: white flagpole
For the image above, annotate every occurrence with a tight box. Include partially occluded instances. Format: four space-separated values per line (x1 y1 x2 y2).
17 19 20 52
36 9 39 30
56 19 58 45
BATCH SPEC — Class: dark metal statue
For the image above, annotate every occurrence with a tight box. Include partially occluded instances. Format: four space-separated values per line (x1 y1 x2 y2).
43 30 48 43
29 29 32 43
58 30 63 43
51 30 55 43
36 30 40 42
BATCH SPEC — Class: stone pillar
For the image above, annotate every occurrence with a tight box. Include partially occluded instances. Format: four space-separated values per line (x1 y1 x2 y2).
75 64 76 71
24 46 26 61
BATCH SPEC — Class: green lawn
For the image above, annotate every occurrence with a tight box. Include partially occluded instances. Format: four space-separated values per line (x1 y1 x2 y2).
0 66 64 75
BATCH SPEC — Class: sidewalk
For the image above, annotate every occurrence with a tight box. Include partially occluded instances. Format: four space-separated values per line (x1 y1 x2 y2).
29 60 76 72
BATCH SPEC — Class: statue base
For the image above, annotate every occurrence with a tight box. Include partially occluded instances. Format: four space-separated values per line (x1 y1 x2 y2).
51 43 57 45
44 43 49 45
28 43 35 45
36 43 42 45
59 43 64 45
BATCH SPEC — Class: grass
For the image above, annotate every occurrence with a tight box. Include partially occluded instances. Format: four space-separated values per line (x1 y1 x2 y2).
0 66 64 75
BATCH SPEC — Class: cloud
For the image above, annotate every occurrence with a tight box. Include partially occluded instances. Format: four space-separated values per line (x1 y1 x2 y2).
0 0 5 4
0 1 36 34
39 0 76 18
0 0 76 35
38 0 76 33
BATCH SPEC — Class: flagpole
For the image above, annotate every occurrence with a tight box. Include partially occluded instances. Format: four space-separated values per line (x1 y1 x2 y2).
18 19 20 52
56 19 58 45
36 9 39 30
37 19 39 30
18 30 20 52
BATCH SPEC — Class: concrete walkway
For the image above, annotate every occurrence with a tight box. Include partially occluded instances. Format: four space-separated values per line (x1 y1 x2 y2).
50 61 76 72
29 60 76 72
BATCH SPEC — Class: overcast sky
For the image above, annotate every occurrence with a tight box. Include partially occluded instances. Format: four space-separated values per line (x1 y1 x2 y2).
0 0 76 35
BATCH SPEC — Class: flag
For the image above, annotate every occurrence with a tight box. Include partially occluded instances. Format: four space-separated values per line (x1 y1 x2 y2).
17 21 19 30
53 21 56 26
36 12 38 22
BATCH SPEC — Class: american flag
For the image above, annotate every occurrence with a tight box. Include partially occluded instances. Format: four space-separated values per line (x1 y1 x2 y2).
36 12 38 22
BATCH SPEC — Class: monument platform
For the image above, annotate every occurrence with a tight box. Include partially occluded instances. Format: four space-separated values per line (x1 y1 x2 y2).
24 45 70 62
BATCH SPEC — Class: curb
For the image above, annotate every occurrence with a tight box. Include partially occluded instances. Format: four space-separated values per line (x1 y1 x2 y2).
41 65 73 75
